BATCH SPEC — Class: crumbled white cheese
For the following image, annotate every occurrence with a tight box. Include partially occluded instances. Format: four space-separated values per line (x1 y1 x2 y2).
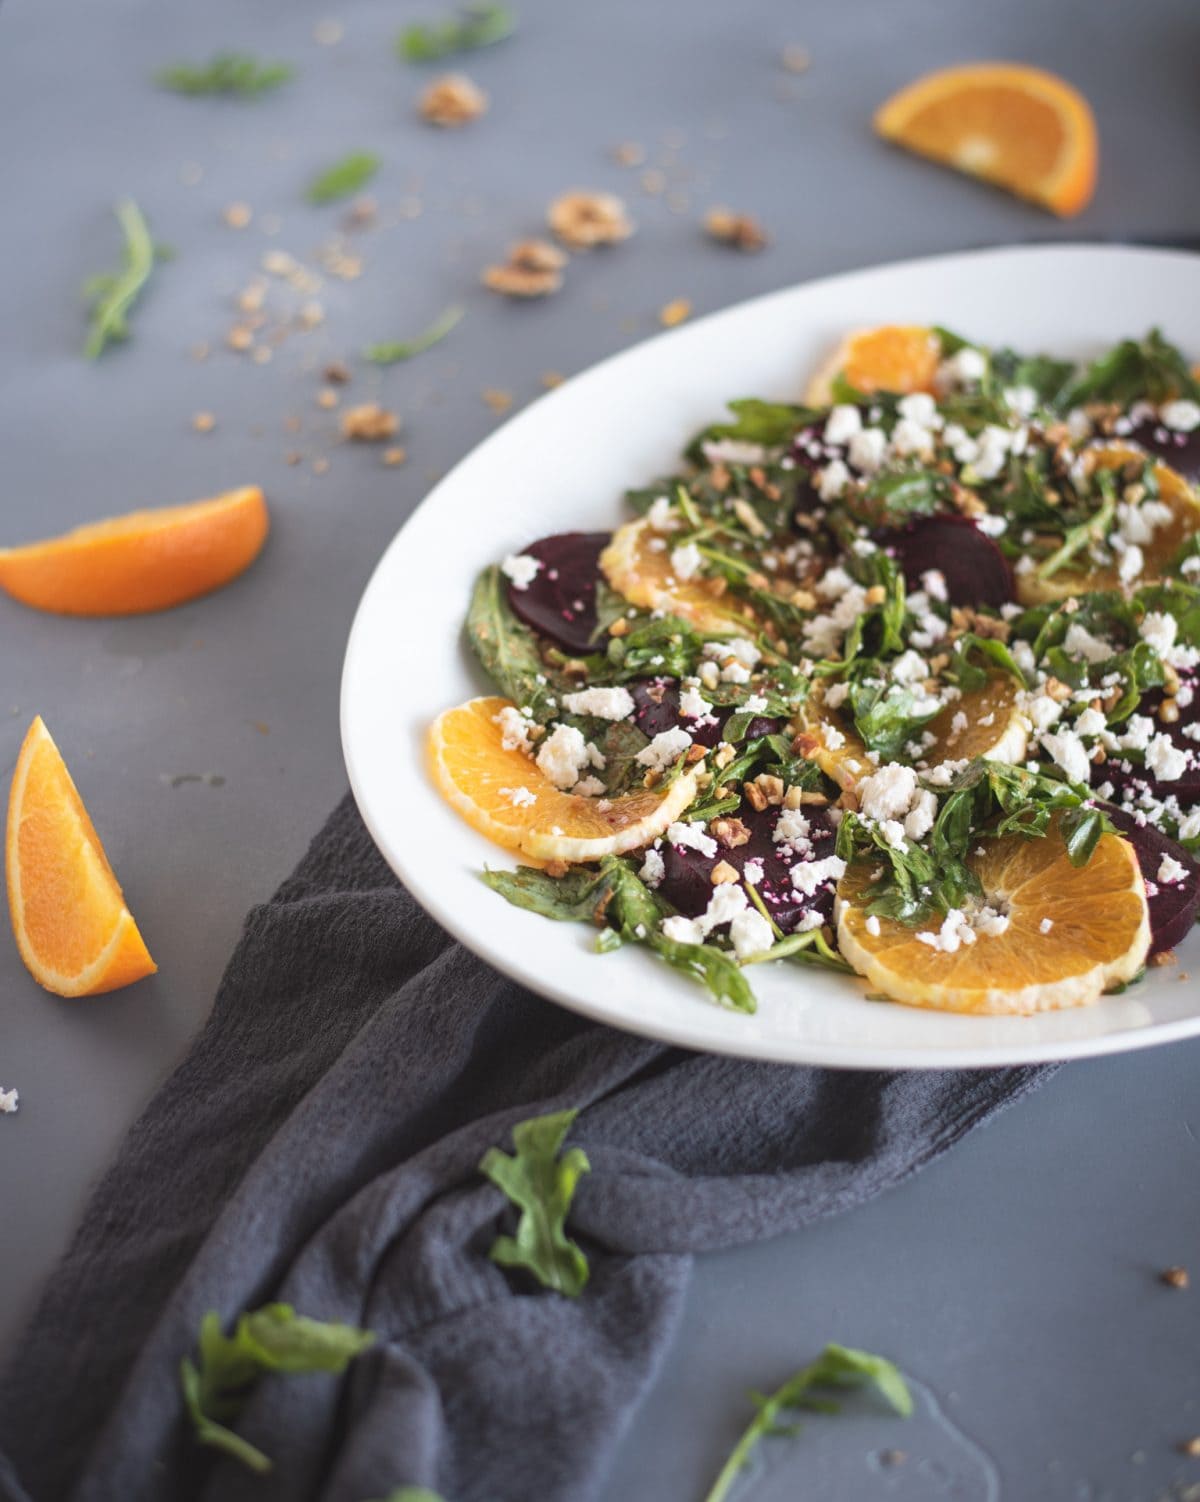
729 908 774 959
498 785 537 808
636 727 694 772
1064 622 1114 664
904 788 938 841
1039 918 1054 935
879 819 908 850
536 725 591 789
891 649 928 685
896 391 942 429
1158 852 1188 884
1024 694 1064 733
1179 809 1200 840
1074 707 1108 738
890 417 936 459
916 909 975 954
1040 729 1091 784
823 724 846 750
1115 540 1145 585
574 776 607 797
639 848 665 887
1146 733 1189 782
937 346 987 390
670 542 703 581
501 552 542 590
1140 611 1178 657
774 807 811 846
1120 715 1155 752
493 704 536 754
704 637 761 670
823 680 850 710
743 693 769 714
562 685 636 721
678 682 714 720
1004 385 1038 419
701 438 771 466
1161 399 1200 433
823 405 863 446
966 425 1014 482
847 427 887 474
857 763 918 822
743 859 765 887
790 854 846 896
666 820 717 857
865 914 882 937
818 459 851 502
647 496 678 532
920 569 948 603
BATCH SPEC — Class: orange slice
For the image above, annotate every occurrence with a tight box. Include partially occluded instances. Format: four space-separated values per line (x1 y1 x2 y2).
804 325 941 407
874 63 1098 218
428 695 699 863
600 518 759 635
0 486 268 616
836 819 1148 1014
1016 448 1200 605
797 673 1027 792
6 717 156 997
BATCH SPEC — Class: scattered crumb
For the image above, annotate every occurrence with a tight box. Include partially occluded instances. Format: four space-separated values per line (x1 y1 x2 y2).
0 1087 17 1115
251 345 273 365
319 243 363 280
340 403 400 440
878 1450 906 1468
345 196 378 228
482 387 513 415
380 446 408 467
1162 1266 1190 1289
316 387 340 410
611 141 646 167
781 44 811 73
482 239 567 298
313 17 343 44
659 298 692 328
223 202 253 230
541 371 565 389
548 189 634 249
418 72 488 126
284 415 303 433
284 451 302 466
297 300 325 329
238 282 267 314
1151 949 1177 967
312 456 330 475
704 206 769 252
640 168 666 195
227 325 254 352
253 722 270 735
1181 1437 1200 1457
324 360 351 385
191 411 216 434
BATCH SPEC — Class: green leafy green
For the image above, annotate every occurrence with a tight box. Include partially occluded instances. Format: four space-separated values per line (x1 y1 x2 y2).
1035 470 1117 581
857 465 954 525
847 680 940 761
606 613 708 681
1062 328 1200 409
155 52 294 97
480 1109 591 1296
84 199 162 359
307 152 380 204
988 348 1076 408
181 1305 374 1473
703 1344 912 1502
398 2 516 61
363 306 464 364
465 564 558 720
364 1490 447 1502
482 864 608 922
686 398 817 463
946 633 1028 694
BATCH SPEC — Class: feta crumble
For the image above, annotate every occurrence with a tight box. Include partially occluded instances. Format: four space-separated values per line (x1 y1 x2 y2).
500 552 542 590
562 685 636 720
636 726 694 772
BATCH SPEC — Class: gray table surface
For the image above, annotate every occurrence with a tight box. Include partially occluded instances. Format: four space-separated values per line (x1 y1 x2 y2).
3 1 1200 1497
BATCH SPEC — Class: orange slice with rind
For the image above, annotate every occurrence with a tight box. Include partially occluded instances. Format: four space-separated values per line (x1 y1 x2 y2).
6 717 156 997
874 63 1098 218
804 325 941 406
0 486 268 616
600 519 758 636
836 819 1148 1014
428 695 699 863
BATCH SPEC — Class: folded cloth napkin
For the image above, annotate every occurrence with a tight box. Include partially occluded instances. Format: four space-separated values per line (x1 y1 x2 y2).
0 795 1049 1502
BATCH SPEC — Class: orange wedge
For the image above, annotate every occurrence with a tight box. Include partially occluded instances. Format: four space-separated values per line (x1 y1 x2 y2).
429 695 699 863
874 63 1098 218
1016 448 1200 605
7 717 156 997
600 518 759 635
0 486 268 616
836 818 1148 1014
804 325 941 406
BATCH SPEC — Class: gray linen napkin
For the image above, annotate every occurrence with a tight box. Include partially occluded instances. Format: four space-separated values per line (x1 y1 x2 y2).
0 794 1049 1502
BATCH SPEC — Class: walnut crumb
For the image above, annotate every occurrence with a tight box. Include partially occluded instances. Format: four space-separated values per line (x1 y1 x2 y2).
1150 949 1177 967
226 326 254 352
541 370 566 389
781 44 811 73
711 860 740 885
612 141 646 167
381 446 407 467
659 298 692 328
191 412 216 434
1180 1436 1200 1457
340 403 399 441
711 817 751 848
548 189 634 250
482 388 513 415
1162 1265 1189 1289
316 387 340 410
418 73 488 127
223 202 252 230
704 206 769 252
482 239 567 298
323 360 352 385
312 456 330 475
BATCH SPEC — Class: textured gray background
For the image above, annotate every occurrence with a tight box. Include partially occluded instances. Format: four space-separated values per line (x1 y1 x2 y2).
3 0 1200 1497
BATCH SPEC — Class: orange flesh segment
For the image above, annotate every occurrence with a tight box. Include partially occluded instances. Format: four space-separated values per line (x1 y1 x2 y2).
599 519 758 635
805 325 940 406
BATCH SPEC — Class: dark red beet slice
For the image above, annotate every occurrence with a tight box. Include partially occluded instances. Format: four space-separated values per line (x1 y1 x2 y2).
1097 672 1200 811
630 678 780 749
878 513 1015 609
1105 805 1200 956
507 531 610 654
1120 417 1200 481
655 802 839 935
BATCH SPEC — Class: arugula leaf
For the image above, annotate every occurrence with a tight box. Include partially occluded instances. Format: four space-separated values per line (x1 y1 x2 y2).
363 305 464 364
466 565 558 720
307 152 380 204
988 347 1076 408
480 1109 591 1296
84 199 162 359
482 864 607 921
848 680 940 761
181 1305 374 1473
398 2 516 61
703 1344 911 1502
1062 328 1200 409
946 634 1028 694
685 398 817 463
606 612 708 681
1036 470 1117 581
857 465 954 524
156 52 294 97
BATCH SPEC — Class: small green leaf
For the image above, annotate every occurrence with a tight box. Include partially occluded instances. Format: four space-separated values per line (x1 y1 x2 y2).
156 53 294 97
480 1109 591 1297
84 199 162 360
363 306 464 365
398 2 516 62
465 564 559 721
307 152 380 204
1062 328 1200 408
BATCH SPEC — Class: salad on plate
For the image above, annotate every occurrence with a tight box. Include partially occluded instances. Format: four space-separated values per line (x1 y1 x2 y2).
428 324 1200 1017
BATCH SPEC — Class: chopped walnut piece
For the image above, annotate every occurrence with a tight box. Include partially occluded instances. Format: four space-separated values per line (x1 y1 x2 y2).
1180 1436 1200 1457
612 141 646 167
950 606 1011 642
751 774 785 806
316 387 340 410
548 189 634 250
1162 1265 1190 1288
659 298 691 328
704 206 769 252
713 743 736 770
1150 949 1176 967
482 388 514 415
381 446 407 467
482 239 567 298
418 73 488 127
711 860 739 885
608 618 629 637
340 403 400 441
191 411 216 434
223 202 252 230
781 44 811 73
324 360 351 385
711 817 752 848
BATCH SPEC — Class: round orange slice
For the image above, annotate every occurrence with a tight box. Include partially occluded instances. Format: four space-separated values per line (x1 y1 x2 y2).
874 63 1098 218
0 486 268 616
428 695 699 863
599 518 760 635
836 820 1148 1014
7 717 156 997
1016 448 1200 606
803 325 941 407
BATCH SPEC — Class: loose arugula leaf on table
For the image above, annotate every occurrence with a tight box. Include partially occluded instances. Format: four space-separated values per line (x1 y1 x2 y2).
1062 328 1200 409
181 1304 375 1473
466 564 559 720
398 2 516 61
363 305 464 365
480 1109 591 1296
155 52 294 97
703 1343 912 1502
307 152 380 204
83 199 163 359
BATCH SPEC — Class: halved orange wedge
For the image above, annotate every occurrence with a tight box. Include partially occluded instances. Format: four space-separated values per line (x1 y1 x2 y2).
804 325 941 407
797 673 1027 791
837 818 1148 1014
874 63 1098 218
1016 448 1200 605
600 518 759 635
428 696 699 863
0 486 268 616
7 717 156 997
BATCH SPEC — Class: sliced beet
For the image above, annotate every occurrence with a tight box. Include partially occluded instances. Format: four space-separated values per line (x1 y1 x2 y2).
655 802 839 935
507 531 610 654
630 678 780 749
878 513 1015 609
1105 805 1200 956
1120 416 1200 481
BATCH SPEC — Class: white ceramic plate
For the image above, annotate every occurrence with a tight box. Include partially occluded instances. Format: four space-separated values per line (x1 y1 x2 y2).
342 244 1200 1069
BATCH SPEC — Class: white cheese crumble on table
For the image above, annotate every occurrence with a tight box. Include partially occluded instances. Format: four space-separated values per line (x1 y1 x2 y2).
561 685 636 720
500 552 542 590
0 1088 17 1114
